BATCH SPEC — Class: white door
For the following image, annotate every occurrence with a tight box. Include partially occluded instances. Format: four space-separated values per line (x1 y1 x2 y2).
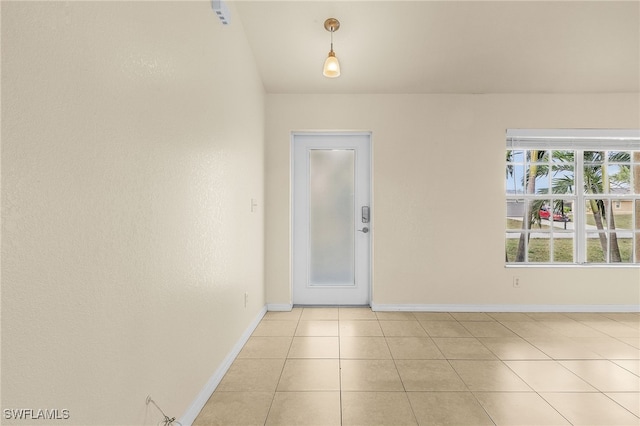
292 132 371 305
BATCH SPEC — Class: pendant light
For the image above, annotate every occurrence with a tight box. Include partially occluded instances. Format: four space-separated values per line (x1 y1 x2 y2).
323 18 341 78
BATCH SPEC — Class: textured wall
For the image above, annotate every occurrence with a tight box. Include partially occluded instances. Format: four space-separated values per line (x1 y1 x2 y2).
2 2 264 424
265 94 640 307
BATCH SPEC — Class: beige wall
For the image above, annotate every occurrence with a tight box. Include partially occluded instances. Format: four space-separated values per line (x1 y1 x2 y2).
2 2 264 425
265 94 640 308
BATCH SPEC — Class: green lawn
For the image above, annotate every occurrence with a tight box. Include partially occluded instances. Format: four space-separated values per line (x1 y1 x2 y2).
506 218 551 230
506 237 634 263
509 214 633 230
507 212 636 262
585 213 632 229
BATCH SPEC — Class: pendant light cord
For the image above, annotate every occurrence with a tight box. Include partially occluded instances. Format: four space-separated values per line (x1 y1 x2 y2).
330 29 334 52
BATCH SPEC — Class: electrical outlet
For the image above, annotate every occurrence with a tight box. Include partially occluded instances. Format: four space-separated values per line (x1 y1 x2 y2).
244 292 249 307
513 276 521 288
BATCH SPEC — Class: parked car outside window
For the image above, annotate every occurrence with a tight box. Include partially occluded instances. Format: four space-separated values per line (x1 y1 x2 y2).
539 206 570 222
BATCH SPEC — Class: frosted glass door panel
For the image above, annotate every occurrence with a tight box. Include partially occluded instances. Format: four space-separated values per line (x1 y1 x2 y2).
309 150 355 285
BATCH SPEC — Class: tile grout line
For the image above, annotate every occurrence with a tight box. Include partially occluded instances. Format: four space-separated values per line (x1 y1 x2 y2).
387 312 420 425
261 308 302 426
441 334 498 425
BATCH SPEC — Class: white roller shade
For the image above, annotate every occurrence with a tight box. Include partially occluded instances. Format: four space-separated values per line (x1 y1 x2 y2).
506 129 640 150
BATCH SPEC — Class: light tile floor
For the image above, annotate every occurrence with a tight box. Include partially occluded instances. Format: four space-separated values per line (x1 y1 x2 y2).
194 308 640 426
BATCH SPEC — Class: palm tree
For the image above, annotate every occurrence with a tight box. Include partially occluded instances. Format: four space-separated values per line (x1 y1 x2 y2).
512 150 546 262
553 150 631 262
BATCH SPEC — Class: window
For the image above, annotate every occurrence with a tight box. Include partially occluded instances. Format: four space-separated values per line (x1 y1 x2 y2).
505 129 640 265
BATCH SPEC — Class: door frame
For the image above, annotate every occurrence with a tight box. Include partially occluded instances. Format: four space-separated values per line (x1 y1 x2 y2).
290 131 373 306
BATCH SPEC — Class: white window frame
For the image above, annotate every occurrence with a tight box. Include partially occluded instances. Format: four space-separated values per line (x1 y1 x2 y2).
506 129 640 266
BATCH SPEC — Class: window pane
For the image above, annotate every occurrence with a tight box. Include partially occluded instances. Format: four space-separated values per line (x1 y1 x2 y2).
528 236 550 262
526 199 542 230
535 177 550 194
506 163 526 194
608 151 630 163
506 200 525 230
537 200 553 226
615 237 633 263
541 151 551 161
509 150 525 162
584 151 605 164
611 205 633 263
506 233 525 263
533 160 550 194
552 165 574 194
585 200 607 229
309 149 354 285
584 151 605 195
540 199 572 225
505 232 520 263
557 199 573 224
611 204 632 229
553 236 574 263
513 199 538 230
523 150 548 194
587 233 607 263
607 164 630 194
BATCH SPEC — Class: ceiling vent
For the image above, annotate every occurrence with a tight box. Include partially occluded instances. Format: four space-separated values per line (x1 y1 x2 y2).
211 0 230 25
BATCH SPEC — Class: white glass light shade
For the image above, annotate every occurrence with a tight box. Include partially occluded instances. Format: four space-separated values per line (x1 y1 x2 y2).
323 51 340 78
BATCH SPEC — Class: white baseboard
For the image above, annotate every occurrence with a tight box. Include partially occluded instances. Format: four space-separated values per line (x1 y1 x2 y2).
179 305 267 426
370 303 640 312
267 303 293 311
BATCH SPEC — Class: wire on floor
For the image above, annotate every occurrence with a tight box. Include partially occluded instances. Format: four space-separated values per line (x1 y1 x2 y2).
146 395 183 426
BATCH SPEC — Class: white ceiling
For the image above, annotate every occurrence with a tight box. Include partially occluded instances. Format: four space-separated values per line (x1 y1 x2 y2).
234 1 640 94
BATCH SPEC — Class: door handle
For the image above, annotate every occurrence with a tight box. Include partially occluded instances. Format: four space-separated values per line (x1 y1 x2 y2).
358 227 369 233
